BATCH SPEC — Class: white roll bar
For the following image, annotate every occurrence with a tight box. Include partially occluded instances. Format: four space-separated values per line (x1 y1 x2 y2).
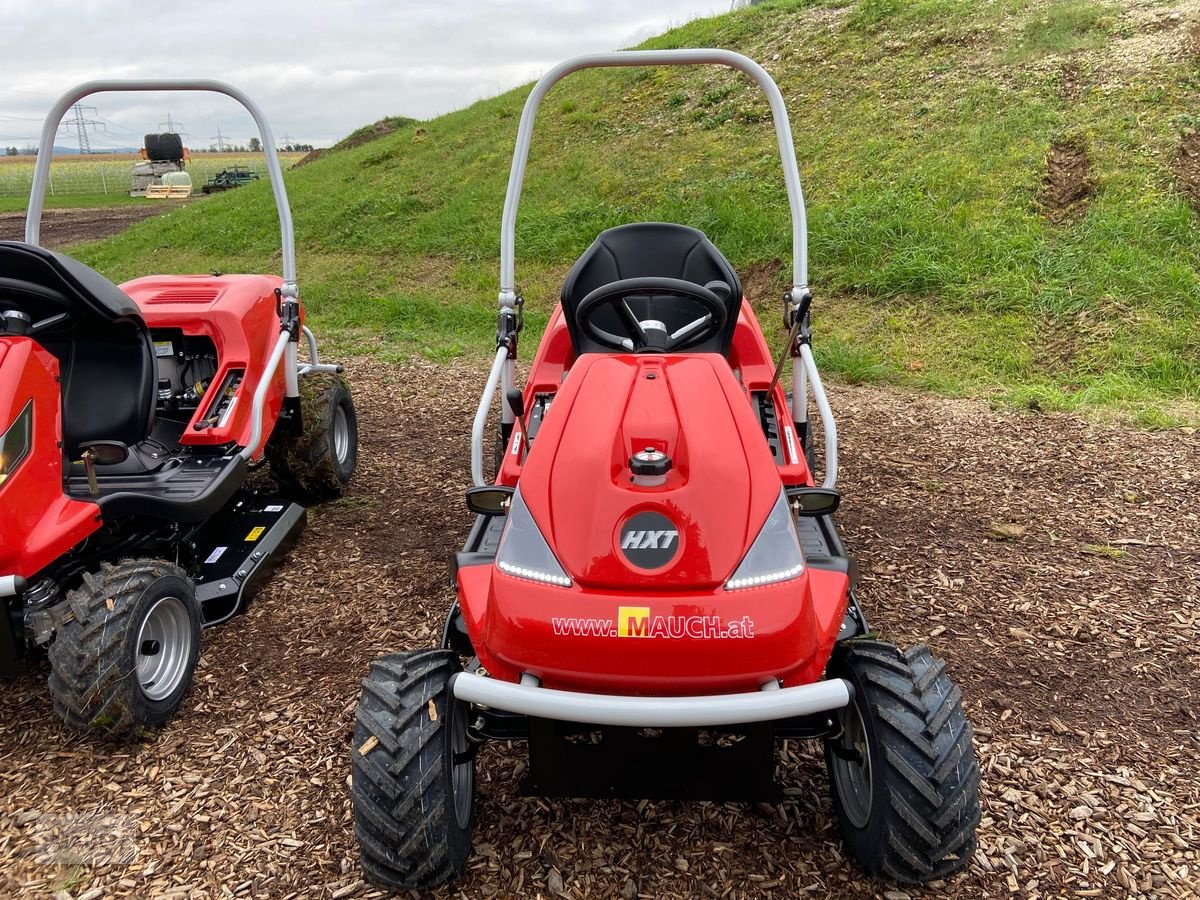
498 49 809 306
25 79 298 297
799 344 837 488
239 331 292 462
471 346 510 486
23 80 320 461
475 49 837 488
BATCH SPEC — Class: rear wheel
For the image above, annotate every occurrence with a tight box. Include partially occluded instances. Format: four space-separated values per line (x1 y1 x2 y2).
824 639 980 882
48 560 201 740
351 649 475 890
267 373 357 503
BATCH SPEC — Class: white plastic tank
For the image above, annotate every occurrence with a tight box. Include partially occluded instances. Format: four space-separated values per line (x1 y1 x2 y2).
161 171 193 188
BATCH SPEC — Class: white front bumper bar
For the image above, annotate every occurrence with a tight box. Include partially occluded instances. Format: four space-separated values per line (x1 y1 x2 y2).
451 672 852 728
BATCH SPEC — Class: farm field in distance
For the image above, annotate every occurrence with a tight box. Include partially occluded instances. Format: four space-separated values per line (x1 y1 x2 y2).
0 151 306 209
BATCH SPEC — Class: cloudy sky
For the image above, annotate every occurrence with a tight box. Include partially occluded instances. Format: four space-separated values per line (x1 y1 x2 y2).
0 0 726 151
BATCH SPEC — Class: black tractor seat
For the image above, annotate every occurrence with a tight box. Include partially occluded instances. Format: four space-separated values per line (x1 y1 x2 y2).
560 223 743 355
0 241 156 456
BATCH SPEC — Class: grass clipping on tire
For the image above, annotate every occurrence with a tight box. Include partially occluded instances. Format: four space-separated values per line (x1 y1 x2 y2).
267 373 352 502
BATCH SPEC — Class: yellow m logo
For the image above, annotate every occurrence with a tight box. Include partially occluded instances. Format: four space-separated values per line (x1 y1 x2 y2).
617 606 650 638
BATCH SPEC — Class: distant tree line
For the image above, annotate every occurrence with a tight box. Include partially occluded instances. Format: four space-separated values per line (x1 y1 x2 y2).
198 137 313 154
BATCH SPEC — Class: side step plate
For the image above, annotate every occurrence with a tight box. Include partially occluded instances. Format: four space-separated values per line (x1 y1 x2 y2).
190 493 306 626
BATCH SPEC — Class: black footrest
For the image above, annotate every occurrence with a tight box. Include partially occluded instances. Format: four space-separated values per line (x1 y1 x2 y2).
190 493 306 626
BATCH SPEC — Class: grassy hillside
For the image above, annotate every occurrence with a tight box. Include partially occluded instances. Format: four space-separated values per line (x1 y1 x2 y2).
77 0 1200 425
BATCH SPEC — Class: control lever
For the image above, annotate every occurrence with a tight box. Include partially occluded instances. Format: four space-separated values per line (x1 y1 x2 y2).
81 448 99 495
506 389 527 459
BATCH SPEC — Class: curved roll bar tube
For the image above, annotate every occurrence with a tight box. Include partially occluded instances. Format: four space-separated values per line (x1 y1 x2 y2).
497 49 809 305
472 49 838 488
21 80 341 461
26 79 298 294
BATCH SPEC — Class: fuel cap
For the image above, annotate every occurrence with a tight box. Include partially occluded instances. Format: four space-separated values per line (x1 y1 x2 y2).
630 447 671 487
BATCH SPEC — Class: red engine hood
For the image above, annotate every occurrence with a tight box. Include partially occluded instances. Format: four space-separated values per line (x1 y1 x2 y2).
519 354 781 591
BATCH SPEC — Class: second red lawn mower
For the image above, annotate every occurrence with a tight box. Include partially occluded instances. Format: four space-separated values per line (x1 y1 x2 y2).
0 80 357 739
351 50 979 888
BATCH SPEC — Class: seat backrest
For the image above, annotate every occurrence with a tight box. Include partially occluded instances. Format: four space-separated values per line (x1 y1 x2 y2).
0 242 155 455
560 223 743 354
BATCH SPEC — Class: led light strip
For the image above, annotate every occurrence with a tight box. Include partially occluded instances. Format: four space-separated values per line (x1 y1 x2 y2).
725 563 804 591
498 560 572 588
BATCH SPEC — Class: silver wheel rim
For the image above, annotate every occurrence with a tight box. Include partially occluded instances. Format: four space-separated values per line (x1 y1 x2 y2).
332 404 350 466
450 698 474 829
831 698 873 828
135 596 193 702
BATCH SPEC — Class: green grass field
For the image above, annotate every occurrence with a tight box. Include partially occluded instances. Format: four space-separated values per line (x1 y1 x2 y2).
0 192 145 213
73 0 1200 426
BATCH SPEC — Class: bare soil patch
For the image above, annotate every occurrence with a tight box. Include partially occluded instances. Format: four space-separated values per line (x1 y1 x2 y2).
1 359 1198 898
0 206 169 249
741 258 786 305
1172 130 1200 208
294 149 325 169
1041 138 1094 223
1055 60 1084 101
335 119 410 153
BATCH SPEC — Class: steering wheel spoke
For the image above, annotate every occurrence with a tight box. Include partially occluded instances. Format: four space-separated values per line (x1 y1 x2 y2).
617 299 649 347
667 314 713 352
575 276 728 354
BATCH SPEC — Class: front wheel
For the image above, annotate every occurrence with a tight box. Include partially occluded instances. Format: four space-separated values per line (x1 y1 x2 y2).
48 560 201 740
351 649 475 890
267 373 358 504
824 639 980 883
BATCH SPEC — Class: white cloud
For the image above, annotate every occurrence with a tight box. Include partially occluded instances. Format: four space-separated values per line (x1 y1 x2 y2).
0 0 724 150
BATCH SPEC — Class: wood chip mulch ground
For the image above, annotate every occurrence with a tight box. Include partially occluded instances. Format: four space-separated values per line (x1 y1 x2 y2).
2 358 1197 899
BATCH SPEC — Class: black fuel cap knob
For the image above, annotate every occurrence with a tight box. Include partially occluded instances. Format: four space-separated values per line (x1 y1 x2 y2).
630 447 671 478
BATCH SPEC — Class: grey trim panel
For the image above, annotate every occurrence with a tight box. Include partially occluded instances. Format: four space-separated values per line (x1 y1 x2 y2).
452 672 851 727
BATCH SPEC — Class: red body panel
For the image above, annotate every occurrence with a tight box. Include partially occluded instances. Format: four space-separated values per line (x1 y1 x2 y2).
0 338 100 578
121 274 291 451
459 297 849 694
521 353 778 591
1 273 288 579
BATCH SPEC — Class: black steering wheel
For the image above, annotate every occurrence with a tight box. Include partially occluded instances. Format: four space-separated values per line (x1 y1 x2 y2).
0 277 72 335
575 276 729 353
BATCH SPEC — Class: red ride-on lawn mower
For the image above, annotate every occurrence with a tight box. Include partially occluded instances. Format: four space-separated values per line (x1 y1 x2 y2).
0 81 357 739
352 50 979 888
